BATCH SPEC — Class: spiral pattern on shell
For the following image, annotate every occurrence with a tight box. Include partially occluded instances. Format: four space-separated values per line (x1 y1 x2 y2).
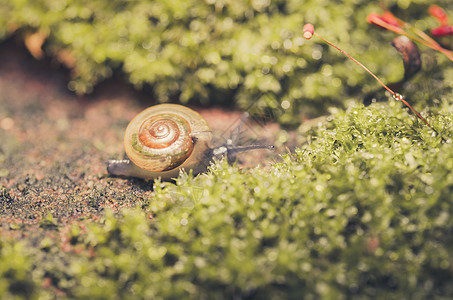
124 104 212 173
139 116 185 149
136 113 193 170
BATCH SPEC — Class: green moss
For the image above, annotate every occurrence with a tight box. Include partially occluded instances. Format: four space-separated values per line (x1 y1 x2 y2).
2 101 453 298
0 242 41 299
0 0 452 123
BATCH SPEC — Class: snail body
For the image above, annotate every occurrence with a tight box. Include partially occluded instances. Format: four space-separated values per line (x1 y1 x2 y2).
107 104 273 180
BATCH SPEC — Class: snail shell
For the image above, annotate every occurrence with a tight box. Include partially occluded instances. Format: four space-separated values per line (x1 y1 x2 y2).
107 104 212 180
107 104 274 180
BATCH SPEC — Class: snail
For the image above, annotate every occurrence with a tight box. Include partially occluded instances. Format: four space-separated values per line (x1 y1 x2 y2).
106 104 274 180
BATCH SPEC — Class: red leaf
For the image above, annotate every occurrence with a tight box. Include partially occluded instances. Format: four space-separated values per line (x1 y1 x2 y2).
431 25 453 37
381 11 403 28
429 5 449 26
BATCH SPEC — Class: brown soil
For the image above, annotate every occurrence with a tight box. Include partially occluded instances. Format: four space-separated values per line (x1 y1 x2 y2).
0 37 280 235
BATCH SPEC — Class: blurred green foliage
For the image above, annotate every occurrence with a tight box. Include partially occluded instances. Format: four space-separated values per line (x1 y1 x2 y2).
2 101 453 298
0 242 39 299
0 0 452 123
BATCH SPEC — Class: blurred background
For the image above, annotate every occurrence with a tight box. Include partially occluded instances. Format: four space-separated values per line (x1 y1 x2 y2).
0 0 452 126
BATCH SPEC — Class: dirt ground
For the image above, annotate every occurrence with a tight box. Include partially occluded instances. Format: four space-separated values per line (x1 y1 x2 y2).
0 37 282 236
